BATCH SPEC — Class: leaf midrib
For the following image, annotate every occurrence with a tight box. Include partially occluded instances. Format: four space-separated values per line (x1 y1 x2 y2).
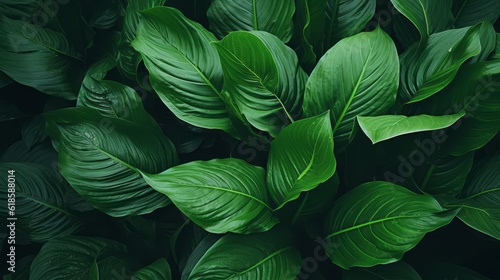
228 246 294 279
332 44 374 136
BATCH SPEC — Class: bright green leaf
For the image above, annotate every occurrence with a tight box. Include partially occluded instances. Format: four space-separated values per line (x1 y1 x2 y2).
357 112 465 144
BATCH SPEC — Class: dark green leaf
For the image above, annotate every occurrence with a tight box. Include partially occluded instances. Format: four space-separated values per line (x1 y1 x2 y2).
324 0 376 48
390 0 453 44
45 107 178 217
267 112 336 208
294 0 326 69
141 158 278 234
453 0 500 28
21 115 47 149
324 181 457 269
416 261 492 280
456 155 500 240
207 0 295 43
0 15 85 99
0 163 86 242
343 261 422 280
304 27 399 151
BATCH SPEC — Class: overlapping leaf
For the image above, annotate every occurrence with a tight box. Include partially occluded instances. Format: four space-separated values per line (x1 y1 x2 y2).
186 227 301 280
214 31 307 136
453 0 500 28
267 112 336 208
456 155 500 240
45 107 178 217
132 258 171 280
207 0 295 43
399 25 482 104
303 27 399 151
324 182 457 269
0 15 85 99
132 7 232 132
141 158 278 234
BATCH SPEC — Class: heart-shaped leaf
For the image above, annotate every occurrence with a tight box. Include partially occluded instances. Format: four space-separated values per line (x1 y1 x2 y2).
267 112 336 208
141 158 278 234
324 181 457 269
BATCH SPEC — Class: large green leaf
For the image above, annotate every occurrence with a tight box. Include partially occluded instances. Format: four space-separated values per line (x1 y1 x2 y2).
0 163 86 242
141 158 278 234
132 7 232 132
453 0 500 28
45 107 178 217
413 153 474 197
416 261 491 280
419 60 500 155
399 25 482 104
455 155 500 240
267 112 336 208
117 0 165 80
324 181 457 269
0 15 85 99
470 21 497 63
186 227 301 280
303 27 399 151
207 0 295 43
29 236 132 280
390 0 453 44
343 261 422 280
324 0 376 48
214 31 307 136
132 258 171 280
357 112 465 144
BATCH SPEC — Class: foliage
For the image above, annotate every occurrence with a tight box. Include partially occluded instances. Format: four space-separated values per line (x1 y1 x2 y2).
1 0 500 279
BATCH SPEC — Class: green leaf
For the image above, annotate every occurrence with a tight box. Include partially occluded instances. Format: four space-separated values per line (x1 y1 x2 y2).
141 158 278 234
413 153 474 197
214 31 307 136
0 15 85 99
303 27 399 151
324 0 376 48
181 234 220 279
0 163 86 242
399 25 482 104
453 0 500 28
0 70 13 88
132 258 171 280
343 261 422 280
21 115 48 149
294 0 326 69
77 59 160 129
419 60 500 155
186 227 301 280
324 181 457 269
357 112 465 144
132 7 233 132
470 21 496 63
117 0 166 80
1 140 57 167
267 112 336 208
455 155 500 240
29 236 131 280
45 107 178 217
390 0 453 44
207 0 295 43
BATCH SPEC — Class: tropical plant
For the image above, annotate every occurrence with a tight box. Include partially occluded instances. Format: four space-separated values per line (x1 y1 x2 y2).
1 0 500 279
